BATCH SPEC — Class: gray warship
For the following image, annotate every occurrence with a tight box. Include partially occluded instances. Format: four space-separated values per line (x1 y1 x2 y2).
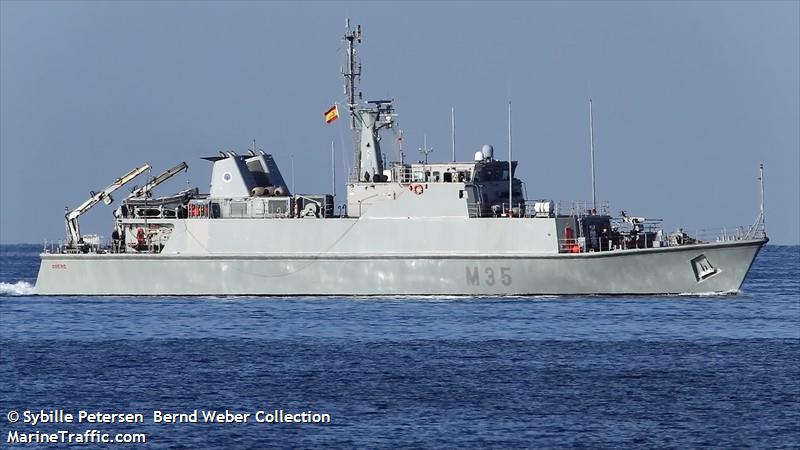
35 23 768 296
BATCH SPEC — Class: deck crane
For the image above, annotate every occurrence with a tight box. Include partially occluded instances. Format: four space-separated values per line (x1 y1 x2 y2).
127 161 188 199
65 163 150 251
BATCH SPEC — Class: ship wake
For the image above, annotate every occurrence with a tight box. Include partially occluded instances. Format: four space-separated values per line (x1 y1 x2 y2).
0 281 35 296
674 289 740 297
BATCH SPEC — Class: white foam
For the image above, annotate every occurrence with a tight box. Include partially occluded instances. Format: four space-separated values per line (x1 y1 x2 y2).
0 281 36 296
675 289 740 297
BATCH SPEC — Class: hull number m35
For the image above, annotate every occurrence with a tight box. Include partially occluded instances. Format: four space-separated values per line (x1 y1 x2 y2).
466 267 512 286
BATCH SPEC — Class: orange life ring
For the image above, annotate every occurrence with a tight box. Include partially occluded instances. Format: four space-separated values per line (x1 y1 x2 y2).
413 184 424 195
136 228 146 246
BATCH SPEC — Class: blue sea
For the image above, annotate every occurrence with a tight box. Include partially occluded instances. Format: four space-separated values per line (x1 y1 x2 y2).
1 245 798 449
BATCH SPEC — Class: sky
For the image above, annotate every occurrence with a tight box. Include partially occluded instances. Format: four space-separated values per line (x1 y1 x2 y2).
1 1 798 244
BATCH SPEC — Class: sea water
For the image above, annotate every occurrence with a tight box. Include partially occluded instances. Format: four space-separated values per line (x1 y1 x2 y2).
1 245 798 448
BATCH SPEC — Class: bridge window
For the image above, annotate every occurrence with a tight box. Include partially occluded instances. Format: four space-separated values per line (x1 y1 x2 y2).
476 167 507 182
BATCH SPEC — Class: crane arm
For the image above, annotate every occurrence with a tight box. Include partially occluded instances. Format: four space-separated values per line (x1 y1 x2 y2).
65 163 151 247
128 161 188 199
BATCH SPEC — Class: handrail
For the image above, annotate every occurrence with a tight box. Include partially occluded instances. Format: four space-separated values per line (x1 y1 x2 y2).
689 224 766 244
556 223 766 254
556 200 610 217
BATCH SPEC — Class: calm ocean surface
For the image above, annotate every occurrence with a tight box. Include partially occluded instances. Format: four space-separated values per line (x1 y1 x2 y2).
1 244 798 448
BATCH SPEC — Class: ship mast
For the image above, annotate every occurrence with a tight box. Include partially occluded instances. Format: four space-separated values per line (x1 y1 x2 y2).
341 20 395 183
508 101 513 216
589 99 597 212
451 107 456 162
343 19 362 129
759 163 766 234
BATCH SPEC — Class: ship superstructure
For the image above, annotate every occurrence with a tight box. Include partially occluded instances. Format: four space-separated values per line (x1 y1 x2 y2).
34 23 768 296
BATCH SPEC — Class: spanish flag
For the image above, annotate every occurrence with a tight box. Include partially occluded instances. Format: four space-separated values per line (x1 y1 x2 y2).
324 105 339 124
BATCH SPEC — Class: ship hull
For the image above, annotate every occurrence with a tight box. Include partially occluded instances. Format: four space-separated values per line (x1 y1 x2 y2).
35 238 766 296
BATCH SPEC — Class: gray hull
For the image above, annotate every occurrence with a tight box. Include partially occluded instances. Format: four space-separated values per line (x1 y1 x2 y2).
35 238 766 296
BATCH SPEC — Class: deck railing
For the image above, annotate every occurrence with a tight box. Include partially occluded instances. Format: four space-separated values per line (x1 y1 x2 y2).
555 200 610 217
487 200 612 218
557 221 767 254
686 223 766 244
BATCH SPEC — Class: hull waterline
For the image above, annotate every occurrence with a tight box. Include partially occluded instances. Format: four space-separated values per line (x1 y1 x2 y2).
35 238 767 296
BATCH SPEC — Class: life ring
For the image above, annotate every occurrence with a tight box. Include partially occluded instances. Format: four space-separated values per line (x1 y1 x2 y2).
413 184 424 195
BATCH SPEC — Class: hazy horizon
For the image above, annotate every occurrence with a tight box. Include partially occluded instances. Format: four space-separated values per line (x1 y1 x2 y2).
2 1 798 244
